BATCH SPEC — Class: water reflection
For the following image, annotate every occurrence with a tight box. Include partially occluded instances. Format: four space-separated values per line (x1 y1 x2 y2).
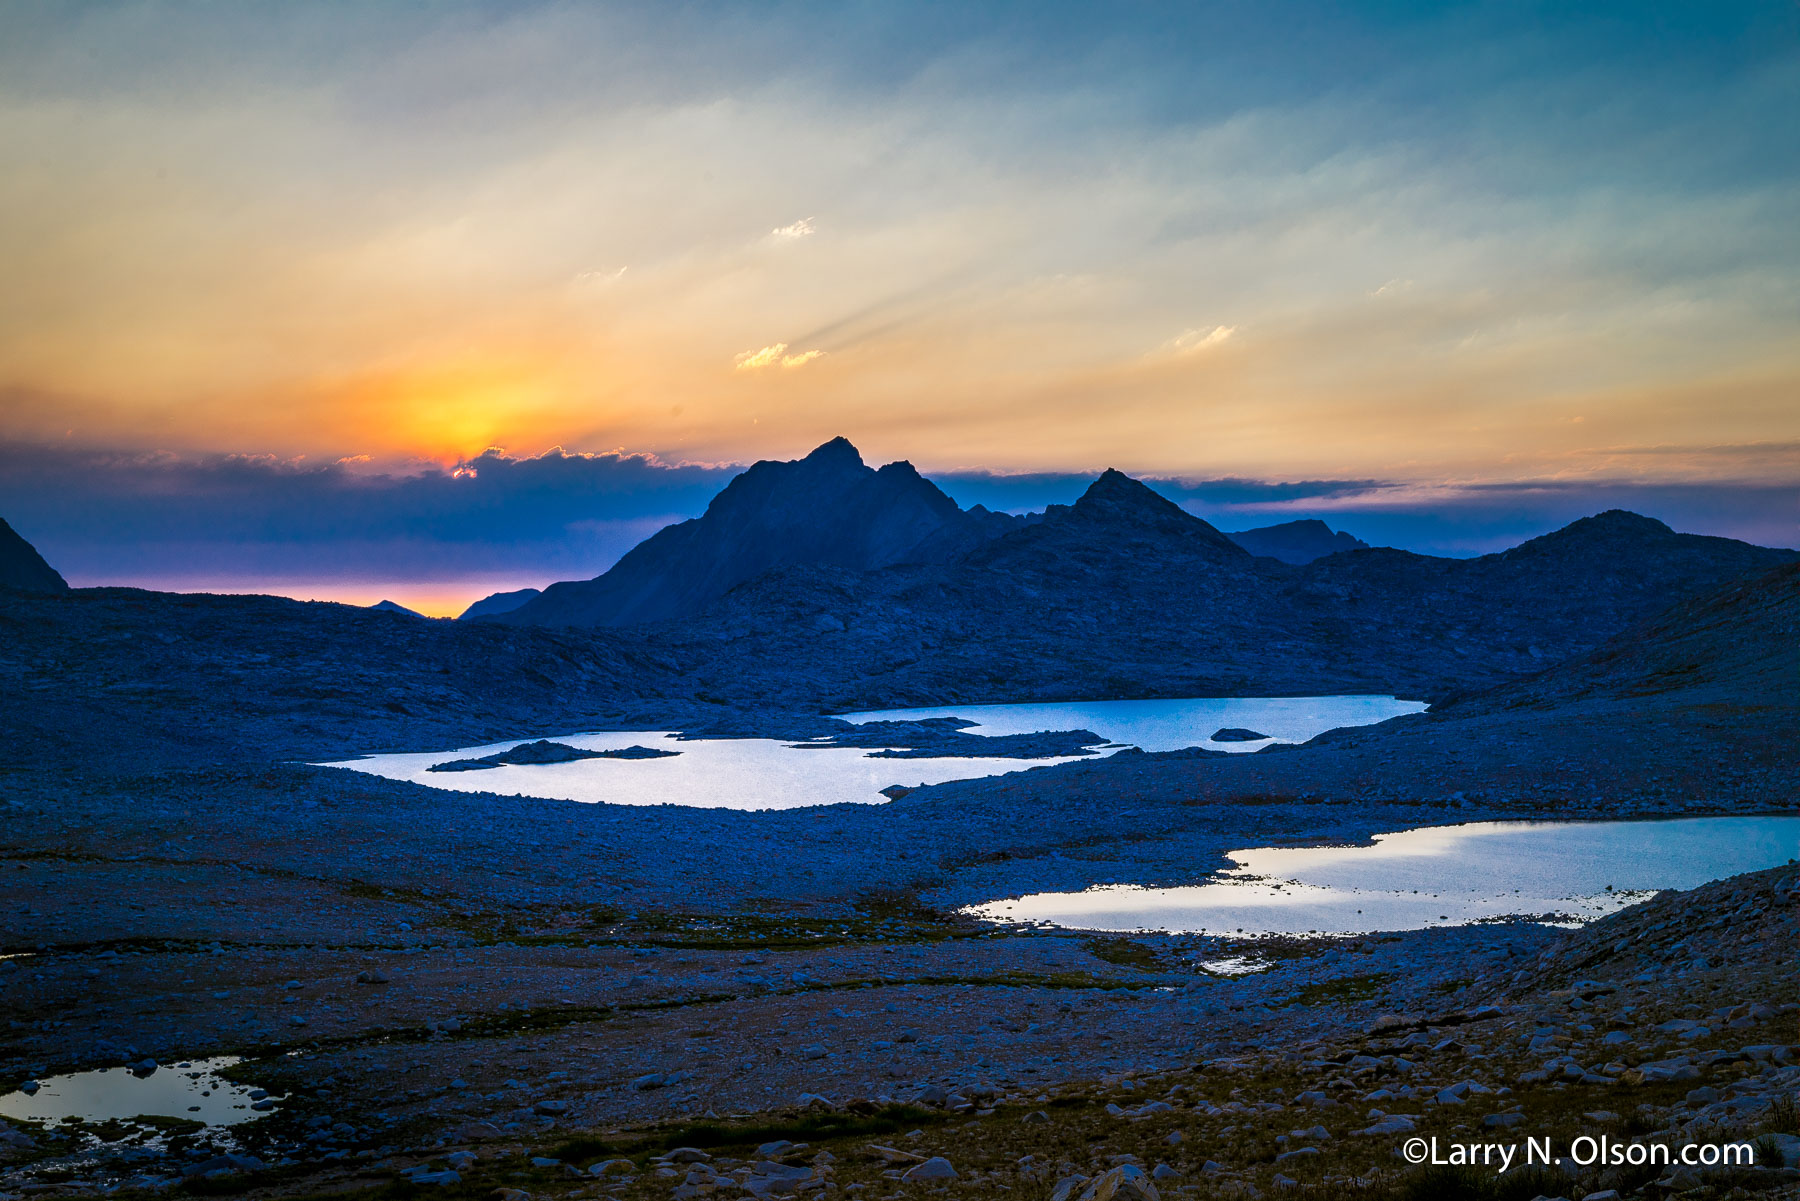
0 1057 278 1130
327 695 1423 809
970 817 1800 936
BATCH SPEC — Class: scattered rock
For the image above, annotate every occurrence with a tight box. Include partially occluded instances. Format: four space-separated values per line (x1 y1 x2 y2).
1076 1163 1160 1200
902 1157 958 1181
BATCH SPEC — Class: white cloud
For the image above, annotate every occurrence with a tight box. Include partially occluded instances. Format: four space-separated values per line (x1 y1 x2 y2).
767 217 815 242
734 342 826 370
1161 325 1238 357
734 342 789 370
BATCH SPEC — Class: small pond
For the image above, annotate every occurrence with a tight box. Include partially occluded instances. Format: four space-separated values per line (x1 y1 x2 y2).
0 1057 279 1132
968 816 1800 936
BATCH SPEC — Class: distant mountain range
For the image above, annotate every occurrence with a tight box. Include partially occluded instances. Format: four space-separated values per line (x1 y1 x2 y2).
3 441 1794 768
0 517 68 593
483 441 1375 627
480 438 1796 702
6 436 1794 708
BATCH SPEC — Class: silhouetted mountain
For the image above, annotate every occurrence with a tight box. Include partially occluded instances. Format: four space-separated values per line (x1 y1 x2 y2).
624 481 1795 705
498 438 1015 627
977 469 1243 560
471 439 1795 702
954 470 1250 602
0 517 68 593
369 599 426 618
1227 519 1369 564
459 587 541 620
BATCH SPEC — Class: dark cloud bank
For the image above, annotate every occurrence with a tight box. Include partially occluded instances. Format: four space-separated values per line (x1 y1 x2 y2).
2 442 1793 594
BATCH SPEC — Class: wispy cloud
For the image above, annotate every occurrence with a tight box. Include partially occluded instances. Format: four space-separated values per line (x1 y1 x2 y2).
734 344 788 371
1159 325 1238 357
767 217 815 242
572 266 628 286
734 343 826 371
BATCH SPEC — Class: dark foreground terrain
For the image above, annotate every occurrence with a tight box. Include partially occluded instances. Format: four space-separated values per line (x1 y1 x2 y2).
1 563 1797 1200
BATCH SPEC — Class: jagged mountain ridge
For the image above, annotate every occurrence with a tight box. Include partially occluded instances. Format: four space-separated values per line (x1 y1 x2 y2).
498 437 1023 627
482 437 1792 702
577 450 1794 704
0 517 69 593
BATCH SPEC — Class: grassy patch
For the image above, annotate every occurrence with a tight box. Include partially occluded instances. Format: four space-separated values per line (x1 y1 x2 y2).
1084 937 1161 971
1279 972 1395 1008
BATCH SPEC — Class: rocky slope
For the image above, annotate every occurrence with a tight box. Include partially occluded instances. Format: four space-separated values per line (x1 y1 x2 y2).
459 587 541 620
0 516 67 593
1439 559 1800 713
0 587 671 770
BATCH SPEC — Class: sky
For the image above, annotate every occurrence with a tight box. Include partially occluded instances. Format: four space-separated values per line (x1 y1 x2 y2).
3 1 1797 613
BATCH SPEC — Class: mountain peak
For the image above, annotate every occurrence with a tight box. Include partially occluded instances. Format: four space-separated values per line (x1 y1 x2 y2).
1056 469 1243 553
498 439 994 626
1573 510 1675 536
1504 510 1679 559
803 436 865 469
1076 468 1177 511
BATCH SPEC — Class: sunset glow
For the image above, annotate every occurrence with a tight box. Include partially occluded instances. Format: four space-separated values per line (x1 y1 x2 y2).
3 2 1795 603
